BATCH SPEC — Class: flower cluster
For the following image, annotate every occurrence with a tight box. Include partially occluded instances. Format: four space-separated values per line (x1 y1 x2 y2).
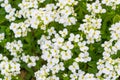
35 26 93 79
55 0 78 26
0 54 20 80
79 15 102 44
5 40 23 57
109 22 120 41
21 54 39 68
69 62 97 80
36 28 73 80
96 22 120 80
1 0 16 21
0 0 78 38
87 0 106 15
101 0 120 10
35 62 64 80
10 22 30 38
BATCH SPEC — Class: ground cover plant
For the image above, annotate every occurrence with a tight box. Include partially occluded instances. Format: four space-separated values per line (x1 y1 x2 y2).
0 0 120 80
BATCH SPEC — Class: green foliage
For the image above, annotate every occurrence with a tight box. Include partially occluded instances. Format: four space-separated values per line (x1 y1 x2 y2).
88 61 97 74
113 14 120 23
0 8 6 24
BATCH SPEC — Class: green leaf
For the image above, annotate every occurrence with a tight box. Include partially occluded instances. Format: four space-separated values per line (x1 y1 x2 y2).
88 61 96 67
9 0 22 9
111 50 120 59
88 67 97 74
64 59 74 68
0 74 4 79
25 74 32 80
21 62 34 75
113 14 120 23
0 8 6 24
63 76 69 80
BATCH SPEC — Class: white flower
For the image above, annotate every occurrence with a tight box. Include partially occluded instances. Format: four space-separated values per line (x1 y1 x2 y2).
78 41 88 52
15 29 22 38
59 28 68 37
52 34 64 47
84 73 96 80
50 48 60 56
3 76 11 80
0 33 5 42
47 75 59 80
69 33 80 42
61 50 72 60
30 18 39 29
5 14 15 21
0 54 3 60
47 27 56 36
58 62 65 71
69 62 79 73
62 41 74 50
10 23 19 31
47 60 56 69
76 52 91 63
51 65 60 74
70 73 78 80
